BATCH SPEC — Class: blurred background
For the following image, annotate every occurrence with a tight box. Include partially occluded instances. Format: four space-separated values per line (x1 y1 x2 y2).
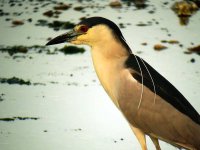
0 0 200 150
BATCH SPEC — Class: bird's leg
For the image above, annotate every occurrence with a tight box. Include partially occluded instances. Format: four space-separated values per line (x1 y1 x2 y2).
149 136 161 150
130 125 147 150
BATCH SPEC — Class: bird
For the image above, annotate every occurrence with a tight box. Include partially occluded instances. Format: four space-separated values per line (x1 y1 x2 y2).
46 17 200 150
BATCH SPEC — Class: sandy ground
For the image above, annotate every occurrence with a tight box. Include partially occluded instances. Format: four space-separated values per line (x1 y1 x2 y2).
0 0 200 150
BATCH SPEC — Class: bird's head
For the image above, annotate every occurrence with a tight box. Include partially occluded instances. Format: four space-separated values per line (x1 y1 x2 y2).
46 17 131 52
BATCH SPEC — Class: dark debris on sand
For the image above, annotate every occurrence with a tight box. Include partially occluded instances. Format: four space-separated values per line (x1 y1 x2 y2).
48 20 75 31
121 0 148 9
53 3 71 10
43 10 62 18
0 45 51 57
188 44 200 55
109 1 122 8
190 58 196 63
0 45 86 56
74 6 85 11
0 77 31 85
0 45 28 56
0 45 49 56
0 76 49 86
12 20 24 26
0 117 39 122
35 19 75 31
154 44 167 51
59 46 85 55
171 1 199 25
0 93 5 102
161 40 180 44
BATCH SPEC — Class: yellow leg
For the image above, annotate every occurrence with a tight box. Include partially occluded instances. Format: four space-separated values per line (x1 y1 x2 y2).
149 136 161 150
130 125 147 150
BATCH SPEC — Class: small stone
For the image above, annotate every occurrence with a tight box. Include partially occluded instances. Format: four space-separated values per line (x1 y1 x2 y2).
161 40 168 43
119 23 125 28
168 40 179 44
47 37 52 41
10 3 15 7
154 44 167 51
59 46 85 54
53 4 71 10
74 6 84 11
190 58 195 63
54 10 62 15
12 20 24 25
109 1 122 8
179 44 183 48
80 17 87 21
136 51 143 54
136 23 149 26
5 18 11 21
184 51 192 54
27 18 32 22
163 2 169 5
148 10 155 14
141 42 147 46
161 40 179 44
188 45 200 53
43 10 54 17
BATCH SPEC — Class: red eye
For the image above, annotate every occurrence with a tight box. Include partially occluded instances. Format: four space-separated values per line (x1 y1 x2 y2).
80 25 88 32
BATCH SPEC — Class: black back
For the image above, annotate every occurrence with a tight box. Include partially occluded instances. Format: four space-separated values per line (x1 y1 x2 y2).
125 54 200 125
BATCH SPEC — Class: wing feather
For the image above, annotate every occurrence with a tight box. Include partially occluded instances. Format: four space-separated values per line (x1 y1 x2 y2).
125 54 200 125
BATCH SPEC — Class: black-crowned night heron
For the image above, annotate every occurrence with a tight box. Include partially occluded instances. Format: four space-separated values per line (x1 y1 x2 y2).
46 17 200 150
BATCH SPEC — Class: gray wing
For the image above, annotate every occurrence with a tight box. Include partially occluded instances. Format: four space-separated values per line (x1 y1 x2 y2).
125 54 200 125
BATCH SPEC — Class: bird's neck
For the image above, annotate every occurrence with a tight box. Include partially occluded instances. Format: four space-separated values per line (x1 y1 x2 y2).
92 38 130 59
91 39 129 75
91 41 129 107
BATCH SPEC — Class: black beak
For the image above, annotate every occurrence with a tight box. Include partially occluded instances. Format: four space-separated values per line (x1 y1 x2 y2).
46 30 80 46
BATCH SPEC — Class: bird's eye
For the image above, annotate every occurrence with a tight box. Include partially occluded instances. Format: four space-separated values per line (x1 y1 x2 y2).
79 25 88 33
